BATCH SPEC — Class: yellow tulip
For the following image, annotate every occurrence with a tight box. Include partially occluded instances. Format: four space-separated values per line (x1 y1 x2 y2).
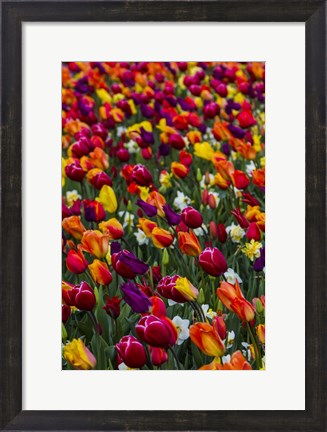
97 185 117 213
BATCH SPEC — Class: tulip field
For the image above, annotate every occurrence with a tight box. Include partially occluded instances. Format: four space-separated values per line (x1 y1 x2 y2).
62 62 265 370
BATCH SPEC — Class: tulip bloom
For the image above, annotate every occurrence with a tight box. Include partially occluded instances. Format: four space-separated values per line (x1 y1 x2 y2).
103 295 122 319
83 199 106 222
63 338 96 370
256 324 265 344
246 222 261 241
231 170 250 190
65 161 85 182
157 275 199 303
120 281 152 313
97 185 117 213
86 168 112 189
116 336 147 369
212 316 226 341
150 347 168 366
136 199 158 217
217 223 227 243
68 281 96 311
217 280 255 322
189 322 225 357
181 206 203 229
98 218 124 239
81 230 109 259
131 164 153 186
66 247 88 274
151 227 174 249
136 315 178 348
178 230 202 256
146 191 166 217
198 247 227 277
171 162 189 179
217 351 252 370
89 259 112 285
162 204 181 226
137 218 158 237
62 215 86 240
111 249 149 279
252 168 265 188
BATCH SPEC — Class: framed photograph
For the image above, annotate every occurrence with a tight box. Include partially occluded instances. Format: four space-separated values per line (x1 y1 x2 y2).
1 1 326 431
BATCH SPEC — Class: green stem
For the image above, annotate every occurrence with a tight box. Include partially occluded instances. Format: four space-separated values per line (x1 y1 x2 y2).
246 322 262 370
168 346 181 370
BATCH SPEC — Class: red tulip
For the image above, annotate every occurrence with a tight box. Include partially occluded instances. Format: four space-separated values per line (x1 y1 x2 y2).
199 247 227 277
181 206 203 229
116 336 147 369
136 315 177 348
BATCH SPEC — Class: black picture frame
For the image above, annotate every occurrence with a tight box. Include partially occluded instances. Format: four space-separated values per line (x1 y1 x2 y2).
1 1 326 430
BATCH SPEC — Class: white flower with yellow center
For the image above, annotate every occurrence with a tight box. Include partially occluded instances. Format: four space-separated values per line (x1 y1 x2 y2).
134 229 149 246
242 239 263 261
173 191 191 211
226 331 235 349
172 316 190 345
224 268 242 284
226 223 245 243
66 190 81 207
201 304 217 320
222 354 231 364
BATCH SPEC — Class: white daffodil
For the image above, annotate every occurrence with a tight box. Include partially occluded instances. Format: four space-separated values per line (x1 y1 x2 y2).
241 342 252 362
118 362 137 370
118 211 135 228
222 354 231 364
116 126 127 137
172 316 190 345
226 223 245 243
246 160 256 176
193 224 208 237
134 229 149 246
66 190 81 207
202 304 217 320
124 140 140 154
226 331 235 349
173 191 191 211
224 268 242 284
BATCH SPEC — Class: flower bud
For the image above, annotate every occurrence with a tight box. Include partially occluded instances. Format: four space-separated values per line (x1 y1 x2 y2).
199 247 227 277
181 206 203 229
116 335 147 369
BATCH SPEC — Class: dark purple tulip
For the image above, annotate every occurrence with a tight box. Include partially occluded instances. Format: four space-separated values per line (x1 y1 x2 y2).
227 124 246 139
110 241 122 255
112 250 149 279
140 127 154 145
159 144 171 157
141 104 155 119
198 123 207 134
136 199 158 217
221 142 231 156
163 204 181 226
254 247 265 272
120 281 152 313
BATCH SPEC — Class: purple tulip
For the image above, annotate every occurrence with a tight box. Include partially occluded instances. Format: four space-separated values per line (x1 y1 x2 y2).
110 241 122 255
254 247 265 272
227 123 246 139
163 204 181 226
140 127 154 145
112 250 149 279
136 199 158 217
120 281 152 313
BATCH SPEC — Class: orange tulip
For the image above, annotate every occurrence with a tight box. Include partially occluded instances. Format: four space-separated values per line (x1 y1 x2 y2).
178 230 202 256
151 227 174 249
217 280 255 322
89 259 112 285
62 215 86 240
81 230 109 259
214 159 235 180
252 168 265 188
220 351 252 370
214 172 230 189
256 324 265 344
98 218 124 239
137 218 158 237
171 162 189 179
146 191 166 217
189 322 225 357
